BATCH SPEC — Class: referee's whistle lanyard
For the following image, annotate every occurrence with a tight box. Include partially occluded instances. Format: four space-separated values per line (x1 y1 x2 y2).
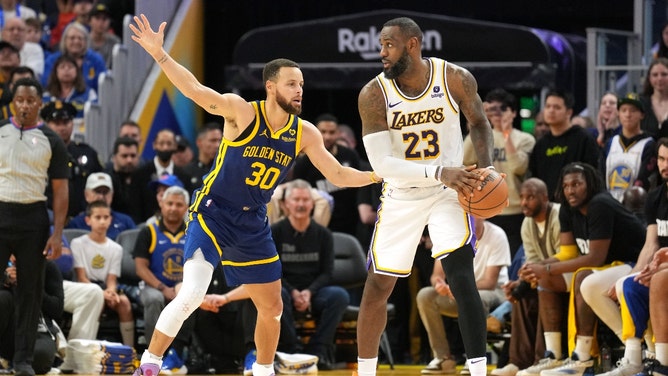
0 5 21 29
10 117 43 140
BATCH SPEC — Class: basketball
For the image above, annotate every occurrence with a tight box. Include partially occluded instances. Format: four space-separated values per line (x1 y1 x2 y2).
457 169 508 218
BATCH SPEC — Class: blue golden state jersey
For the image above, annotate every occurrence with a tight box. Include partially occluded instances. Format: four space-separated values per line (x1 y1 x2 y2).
190 100 302 214
147 221 186 287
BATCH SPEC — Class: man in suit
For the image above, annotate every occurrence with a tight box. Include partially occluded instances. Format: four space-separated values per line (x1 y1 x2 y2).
128 129 192 223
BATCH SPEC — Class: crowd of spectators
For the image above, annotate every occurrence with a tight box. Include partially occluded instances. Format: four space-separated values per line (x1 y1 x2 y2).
1 3 668 376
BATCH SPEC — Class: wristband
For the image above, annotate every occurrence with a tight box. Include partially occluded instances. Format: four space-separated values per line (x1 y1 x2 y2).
223 294 230 303
434 166 442 181
369 171 382 183
486 166 496 170
545 264 551 275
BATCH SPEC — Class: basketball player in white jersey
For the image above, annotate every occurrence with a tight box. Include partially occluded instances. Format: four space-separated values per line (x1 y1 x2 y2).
357 17 495 376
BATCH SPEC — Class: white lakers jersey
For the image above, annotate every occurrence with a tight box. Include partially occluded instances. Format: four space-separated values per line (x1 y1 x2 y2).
376 57 463 188
605 135 652 201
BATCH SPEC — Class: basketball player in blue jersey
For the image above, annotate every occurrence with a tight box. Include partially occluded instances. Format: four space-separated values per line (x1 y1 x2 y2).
357 17 495 376
130 14 379 376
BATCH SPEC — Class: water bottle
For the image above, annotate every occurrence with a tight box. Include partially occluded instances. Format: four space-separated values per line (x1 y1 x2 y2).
600 343 612 372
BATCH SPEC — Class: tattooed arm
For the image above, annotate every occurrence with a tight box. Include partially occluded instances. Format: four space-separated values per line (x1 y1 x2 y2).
447 63 494 167
130 14 251 137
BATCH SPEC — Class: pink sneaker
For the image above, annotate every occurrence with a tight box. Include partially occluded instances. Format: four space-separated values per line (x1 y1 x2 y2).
133 363 161 376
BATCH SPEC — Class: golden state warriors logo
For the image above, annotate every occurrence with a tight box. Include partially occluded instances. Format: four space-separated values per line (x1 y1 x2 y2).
92 254 106 269
608 165 632 191
161 247 184 281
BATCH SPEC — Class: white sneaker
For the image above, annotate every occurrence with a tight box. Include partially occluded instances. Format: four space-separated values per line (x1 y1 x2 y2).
517 352 564 376
492 363 520 376
460 362 470 376
596 358 642 376
421 358 458 375
540 354 594 376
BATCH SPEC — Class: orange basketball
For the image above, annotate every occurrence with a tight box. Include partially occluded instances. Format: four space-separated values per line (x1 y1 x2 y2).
457 169 508 218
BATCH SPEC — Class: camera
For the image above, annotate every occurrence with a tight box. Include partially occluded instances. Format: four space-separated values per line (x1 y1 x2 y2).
511 280 533 300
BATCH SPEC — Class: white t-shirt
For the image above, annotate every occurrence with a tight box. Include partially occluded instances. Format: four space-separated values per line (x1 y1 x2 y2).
71 234 123 283
473 221 511 288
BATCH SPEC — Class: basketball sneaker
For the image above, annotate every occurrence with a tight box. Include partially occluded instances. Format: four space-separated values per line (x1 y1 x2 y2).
633 358 668 376
491 363 520 376
161 348 188 375
132 363 160 376
244 349 257 376
597 358 642 376
517 352 564 376
540 353 594 376
421 358 457 375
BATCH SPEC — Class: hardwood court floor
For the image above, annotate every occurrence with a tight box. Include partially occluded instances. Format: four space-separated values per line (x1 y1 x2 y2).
198 364 494 376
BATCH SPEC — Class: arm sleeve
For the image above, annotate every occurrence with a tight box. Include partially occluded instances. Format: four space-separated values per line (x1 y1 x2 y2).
363 131 438 180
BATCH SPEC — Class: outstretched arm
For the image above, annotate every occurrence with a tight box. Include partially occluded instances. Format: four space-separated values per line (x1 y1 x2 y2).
300 121 378 187
129 14 250 125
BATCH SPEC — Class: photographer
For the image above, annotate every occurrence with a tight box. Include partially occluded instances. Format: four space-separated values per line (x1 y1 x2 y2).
491 178 562 376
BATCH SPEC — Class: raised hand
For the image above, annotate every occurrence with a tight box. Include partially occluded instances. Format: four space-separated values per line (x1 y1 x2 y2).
129 14 167 58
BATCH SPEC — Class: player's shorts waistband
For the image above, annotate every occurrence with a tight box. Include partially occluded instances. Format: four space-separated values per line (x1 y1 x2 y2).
384 183 447 200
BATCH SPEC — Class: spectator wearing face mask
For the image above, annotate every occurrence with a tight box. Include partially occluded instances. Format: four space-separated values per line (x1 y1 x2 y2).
127 129 192 224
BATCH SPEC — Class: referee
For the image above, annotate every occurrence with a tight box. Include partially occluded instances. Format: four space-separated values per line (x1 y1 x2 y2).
0 78 69 376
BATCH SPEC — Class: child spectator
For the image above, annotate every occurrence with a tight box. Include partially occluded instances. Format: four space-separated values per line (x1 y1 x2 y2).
69 200 134 347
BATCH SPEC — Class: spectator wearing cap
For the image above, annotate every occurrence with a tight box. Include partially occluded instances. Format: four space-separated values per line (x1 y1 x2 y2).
42 21 107 93
128 128 192 223
43 100 103 217
172 134 194 168
145 174 186 225
183 122 223 189
1 17 44 80
105 136 140 216
88 3 120 68
601 93 657 201
66 172 136 239
0 65 34 118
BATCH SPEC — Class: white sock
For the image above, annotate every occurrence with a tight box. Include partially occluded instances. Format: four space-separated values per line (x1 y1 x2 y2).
656 343 668 367
358 357 378 376
467 356 487 376
624 338 642 366
140 350 163 368
252 362 274 376
545 332 563 359
574 336 593 361
120 321 135 347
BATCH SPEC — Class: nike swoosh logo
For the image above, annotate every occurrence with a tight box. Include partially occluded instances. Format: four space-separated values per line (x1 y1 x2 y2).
388 101 402 108
470 359 485 364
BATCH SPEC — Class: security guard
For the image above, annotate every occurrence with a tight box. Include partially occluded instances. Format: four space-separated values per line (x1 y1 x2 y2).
42 100 103 217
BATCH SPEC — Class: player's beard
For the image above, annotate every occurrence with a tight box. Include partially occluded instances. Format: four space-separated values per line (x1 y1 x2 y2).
276 92 302 115
383 48 410 79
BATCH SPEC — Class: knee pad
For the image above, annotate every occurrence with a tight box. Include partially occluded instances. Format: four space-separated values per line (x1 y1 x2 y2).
155 249 213 337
